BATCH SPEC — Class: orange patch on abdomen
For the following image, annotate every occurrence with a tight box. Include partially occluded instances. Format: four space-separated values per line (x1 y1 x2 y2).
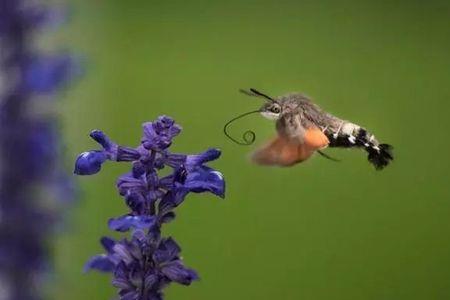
304 127 329 150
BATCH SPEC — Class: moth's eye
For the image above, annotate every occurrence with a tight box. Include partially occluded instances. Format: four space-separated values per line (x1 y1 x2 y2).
271 106 281 114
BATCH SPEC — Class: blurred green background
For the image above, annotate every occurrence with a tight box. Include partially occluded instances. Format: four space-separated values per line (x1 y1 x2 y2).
54 0 450 299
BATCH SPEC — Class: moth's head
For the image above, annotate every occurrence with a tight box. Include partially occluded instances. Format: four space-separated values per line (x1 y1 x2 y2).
260 101 282 120
237 88 283 120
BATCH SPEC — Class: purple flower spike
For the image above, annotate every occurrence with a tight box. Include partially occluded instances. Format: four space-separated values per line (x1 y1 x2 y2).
0 1 80 299
75 116 225 299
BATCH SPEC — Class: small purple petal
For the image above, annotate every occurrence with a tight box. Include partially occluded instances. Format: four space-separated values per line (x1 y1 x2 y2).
131 229 146 241
172 188 190 207
108 215 156 232
165 153 186 168
112 243 134 265
159 187 191 212
90 130 114 151
84 254 115 273
117 173 146 196
119 290 140 300
146 171 159 187
100 237 116 254
158 192 176 214
125 193 145 213
127 242 143 261
186 148 221 168
184 166 225 198
117 146 141 161
114 261 129 279
142 122 158 145
158 174 174 189
112 278 132 290
153 237 181 264
161 261 199 285
132 160 146 177
144 272 158 290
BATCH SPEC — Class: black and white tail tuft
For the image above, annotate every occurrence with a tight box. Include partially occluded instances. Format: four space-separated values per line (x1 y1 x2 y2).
366 143 393 170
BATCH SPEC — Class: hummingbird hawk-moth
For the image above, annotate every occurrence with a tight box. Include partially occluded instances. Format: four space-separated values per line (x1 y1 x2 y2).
224 88 393 170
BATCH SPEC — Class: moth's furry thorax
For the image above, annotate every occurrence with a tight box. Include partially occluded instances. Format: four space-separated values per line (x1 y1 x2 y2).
275 93 332 128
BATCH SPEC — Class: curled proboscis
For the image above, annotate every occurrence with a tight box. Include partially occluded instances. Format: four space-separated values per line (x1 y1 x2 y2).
223 110 261 146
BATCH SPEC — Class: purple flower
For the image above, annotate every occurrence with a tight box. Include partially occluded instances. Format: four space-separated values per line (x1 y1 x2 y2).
0 1 79 299
74 130 142 176
74 151 107 175
76 116 225 299
183 165 225 197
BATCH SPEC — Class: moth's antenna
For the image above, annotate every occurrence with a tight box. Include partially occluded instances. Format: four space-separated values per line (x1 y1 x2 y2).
249 88 276 102
223 110 261 145
239 88 276 103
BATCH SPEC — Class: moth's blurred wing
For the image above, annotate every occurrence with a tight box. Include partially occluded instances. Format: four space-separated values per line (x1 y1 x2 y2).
276 112 305 141
251 128 329 167
251 136 314 166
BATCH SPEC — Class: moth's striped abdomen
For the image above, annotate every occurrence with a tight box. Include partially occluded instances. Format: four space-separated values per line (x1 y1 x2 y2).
324 122 393 170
